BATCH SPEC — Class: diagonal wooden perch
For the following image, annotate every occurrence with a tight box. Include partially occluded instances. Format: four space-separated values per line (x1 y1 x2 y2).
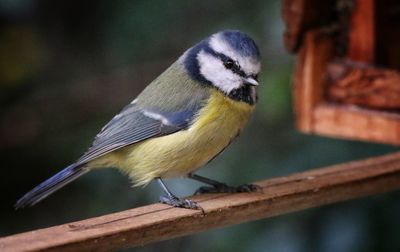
2 152 400 252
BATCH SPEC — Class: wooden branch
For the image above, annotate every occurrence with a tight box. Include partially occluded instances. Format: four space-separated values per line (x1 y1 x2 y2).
2 152 400 252
327 61 400 109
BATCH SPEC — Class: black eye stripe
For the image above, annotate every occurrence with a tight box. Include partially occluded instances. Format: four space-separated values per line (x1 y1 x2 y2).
223 59 235 69
202 46 247 77
218 55 246 77
230 64 246 77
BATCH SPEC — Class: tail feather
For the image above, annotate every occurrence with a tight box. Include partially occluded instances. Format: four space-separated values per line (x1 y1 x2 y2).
15 164 89 209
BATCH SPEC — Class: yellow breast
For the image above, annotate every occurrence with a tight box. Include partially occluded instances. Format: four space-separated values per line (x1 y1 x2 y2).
106 90 254 186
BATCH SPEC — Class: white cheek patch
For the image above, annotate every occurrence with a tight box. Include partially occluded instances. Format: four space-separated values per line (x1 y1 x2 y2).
197 50 242 93
209 34 261 75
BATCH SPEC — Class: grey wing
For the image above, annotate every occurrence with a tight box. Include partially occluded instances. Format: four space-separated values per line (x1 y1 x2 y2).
76 103 201 165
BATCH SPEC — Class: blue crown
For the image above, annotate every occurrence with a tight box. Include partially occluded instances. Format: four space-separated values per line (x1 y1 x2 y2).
220 30 260 58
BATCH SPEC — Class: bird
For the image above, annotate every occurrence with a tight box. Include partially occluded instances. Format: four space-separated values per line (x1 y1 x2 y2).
15 30 262 210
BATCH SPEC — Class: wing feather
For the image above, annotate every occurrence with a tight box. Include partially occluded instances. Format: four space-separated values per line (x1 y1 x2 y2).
76 103 200 165
74 61 210 165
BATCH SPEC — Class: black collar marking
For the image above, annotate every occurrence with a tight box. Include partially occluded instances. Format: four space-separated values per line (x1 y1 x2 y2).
228 85 257 105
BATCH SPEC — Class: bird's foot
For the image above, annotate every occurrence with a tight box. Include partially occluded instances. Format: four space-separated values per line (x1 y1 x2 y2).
159 195 202 211
194 183 262 195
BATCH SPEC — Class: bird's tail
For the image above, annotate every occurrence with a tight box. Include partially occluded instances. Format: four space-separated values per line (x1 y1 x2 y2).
15 164 89 209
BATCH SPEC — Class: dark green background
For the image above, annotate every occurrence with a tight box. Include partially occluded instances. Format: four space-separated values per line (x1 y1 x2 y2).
1 0 399 251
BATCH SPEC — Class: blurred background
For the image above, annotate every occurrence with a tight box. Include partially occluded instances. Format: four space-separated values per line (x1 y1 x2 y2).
1 0 399 251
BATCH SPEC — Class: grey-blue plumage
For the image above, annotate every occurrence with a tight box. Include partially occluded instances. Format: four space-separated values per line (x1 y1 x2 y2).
15 164 89 209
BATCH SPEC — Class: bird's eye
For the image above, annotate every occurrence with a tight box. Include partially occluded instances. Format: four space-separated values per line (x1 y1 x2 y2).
224 59 235 69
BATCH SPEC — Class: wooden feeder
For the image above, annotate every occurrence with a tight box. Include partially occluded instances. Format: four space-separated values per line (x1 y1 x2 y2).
283 0 400 145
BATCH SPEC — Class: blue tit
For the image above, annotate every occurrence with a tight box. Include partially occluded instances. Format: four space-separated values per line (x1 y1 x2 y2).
16 30 261 210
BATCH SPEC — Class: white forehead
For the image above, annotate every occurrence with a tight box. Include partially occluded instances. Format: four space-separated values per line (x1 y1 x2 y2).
209 33 261 75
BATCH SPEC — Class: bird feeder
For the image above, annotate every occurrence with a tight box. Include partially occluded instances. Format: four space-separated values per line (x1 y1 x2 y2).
283 0 400 145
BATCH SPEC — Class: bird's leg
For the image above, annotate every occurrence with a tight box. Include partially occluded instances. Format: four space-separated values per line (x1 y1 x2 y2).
188 173 262 195
156 177 202 210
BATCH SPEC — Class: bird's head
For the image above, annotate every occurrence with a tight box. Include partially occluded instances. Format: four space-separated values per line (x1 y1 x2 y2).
181 30 261 95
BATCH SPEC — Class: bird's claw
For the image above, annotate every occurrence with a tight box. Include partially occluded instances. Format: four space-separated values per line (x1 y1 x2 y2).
236 183 263 192
159 195 202 211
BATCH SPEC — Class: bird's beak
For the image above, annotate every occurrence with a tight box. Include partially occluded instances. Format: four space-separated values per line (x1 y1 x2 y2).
243 76 259 86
